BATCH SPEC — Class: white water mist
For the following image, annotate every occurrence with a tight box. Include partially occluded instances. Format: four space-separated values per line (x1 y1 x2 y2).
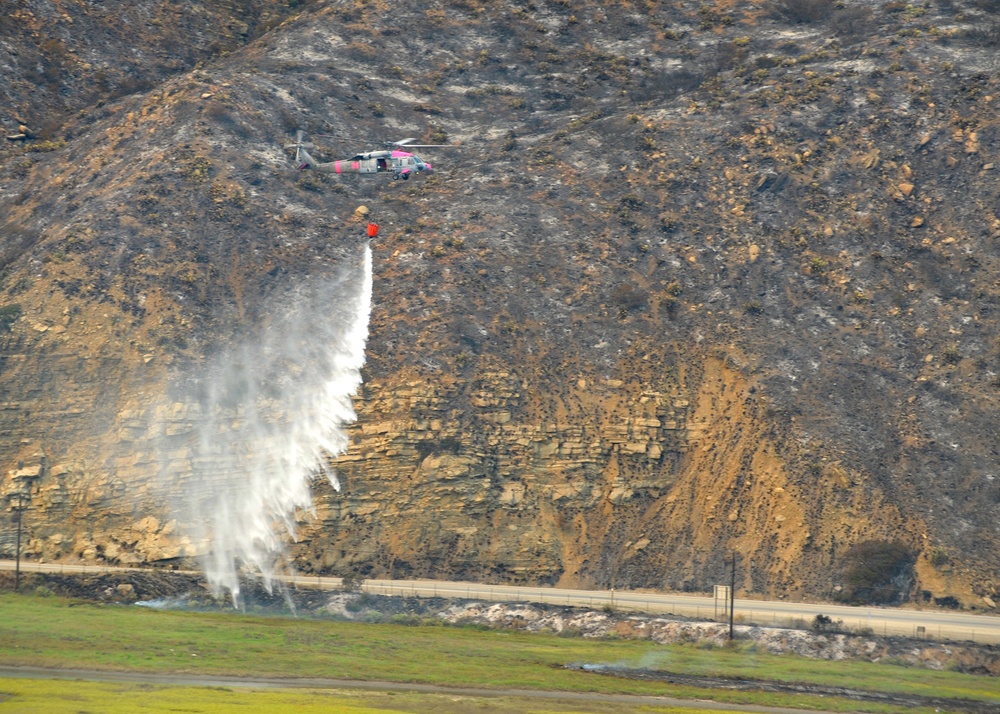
170 244 372 606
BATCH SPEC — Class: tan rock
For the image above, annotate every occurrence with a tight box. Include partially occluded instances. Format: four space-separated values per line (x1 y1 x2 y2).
964 132 979 154
623 441 647 454
500 482 525 506
11 463 42 480
538 440 559 458
608 485 633 503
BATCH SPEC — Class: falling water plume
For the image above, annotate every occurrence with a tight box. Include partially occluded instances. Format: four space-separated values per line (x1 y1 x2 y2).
168 244 372 607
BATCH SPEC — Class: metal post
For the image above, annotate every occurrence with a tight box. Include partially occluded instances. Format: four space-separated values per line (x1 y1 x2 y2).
14 493 24 592
729 551 736 641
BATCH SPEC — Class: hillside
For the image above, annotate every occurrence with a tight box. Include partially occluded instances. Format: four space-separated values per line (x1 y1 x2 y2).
1 0 999 608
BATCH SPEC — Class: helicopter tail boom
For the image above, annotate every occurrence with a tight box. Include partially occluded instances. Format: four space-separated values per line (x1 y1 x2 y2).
296 146 317 171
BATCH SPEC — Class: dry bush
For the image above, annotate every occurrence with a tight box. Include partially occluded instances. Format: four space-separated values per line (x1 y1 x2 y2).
835 540 916 605
965 20 1000 47
713 41 750 73
612 283 648 313
832 6 874 43
0 303 21 333
0 225 42 274
771 0 836 24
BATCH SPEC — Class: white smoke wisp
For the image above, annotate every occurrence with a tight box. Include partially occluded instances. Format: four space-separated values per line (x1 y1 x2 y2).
174 244 372 607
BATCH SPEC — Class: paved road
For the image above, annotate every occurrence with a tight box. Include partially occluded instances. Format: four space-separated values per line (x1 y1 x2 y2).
5 560 1000 643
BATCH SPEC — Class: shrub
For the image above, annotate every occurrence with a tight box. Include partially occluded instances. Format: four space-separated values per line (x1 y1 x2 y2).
771 0 836 24
340 573 364 592
0 303 22 332
934 595 961 609
811 613 837 633
832 6 874 43
612 283 648 313
942 346 961 365
808 257 829 275
836 540 916 605
390 613 421 626
929 547 950 567
965 21 1000 48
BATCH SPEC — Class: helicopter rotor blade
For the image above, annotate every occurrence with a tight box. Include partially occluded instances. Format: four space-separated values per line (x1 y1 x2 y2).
386 138 456 148
283 130 317 163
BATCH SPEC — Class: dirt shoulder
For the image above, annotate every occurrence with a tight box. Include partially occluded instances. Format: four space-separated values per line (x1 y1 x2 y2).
569 664 997 714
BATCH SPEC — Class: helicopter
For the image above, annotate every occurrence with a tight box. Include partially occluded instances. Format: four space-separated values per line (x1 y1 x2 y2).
285 130 451 180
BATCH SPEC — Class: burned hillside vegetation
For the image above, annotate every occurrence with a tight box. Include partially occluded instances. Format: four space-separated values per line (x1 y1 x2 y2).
0 0 999 609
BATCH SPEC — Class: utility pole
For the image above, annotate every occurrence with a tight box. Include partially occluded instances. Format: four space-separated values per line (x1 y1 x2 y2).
14 493 24 592
728 550 736 641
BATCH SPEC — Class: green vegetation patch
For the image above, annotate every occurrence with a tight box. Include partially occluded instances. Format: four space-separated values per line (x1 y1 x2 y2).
0 678 743 714
0 679 386 714
0 594 998 713
0 304 21 332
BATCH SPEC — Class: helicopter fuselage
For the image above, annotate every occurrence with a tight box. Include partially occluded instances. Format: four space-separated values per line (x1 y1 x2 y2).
298 147 431 180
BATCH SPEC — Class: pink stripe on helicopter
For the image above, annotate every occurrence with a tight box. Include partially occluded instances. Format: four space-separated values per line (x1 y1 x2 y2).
334 160 342 174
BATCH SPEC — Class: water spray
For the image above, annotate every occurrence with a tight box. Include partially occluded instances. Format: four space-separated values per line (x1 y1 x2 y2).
164 244 373 607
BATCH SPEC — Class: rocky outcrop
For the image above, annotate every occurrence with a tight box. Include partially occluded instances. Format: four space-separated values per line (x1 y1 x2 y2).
2 348 924 602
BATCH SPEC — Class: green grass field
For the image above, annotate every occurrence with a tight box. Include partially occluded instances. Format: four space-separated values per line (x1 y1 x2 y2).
1 593 998 713
0 678 747 714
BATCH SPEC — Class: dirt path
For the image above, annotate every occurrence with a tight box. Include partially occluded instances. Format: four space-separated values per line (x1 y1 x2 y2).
0 665 838 714
569 665 998 714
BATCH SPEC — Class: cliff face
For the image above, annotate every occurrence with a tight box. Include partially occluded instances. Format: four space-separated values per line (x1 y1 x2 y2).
1 0 999 607
299 351 918 599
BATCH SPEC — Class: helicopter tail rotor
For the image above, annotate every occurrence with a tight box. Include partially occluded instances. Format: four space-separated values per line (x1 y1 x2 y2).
283 130 316 164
